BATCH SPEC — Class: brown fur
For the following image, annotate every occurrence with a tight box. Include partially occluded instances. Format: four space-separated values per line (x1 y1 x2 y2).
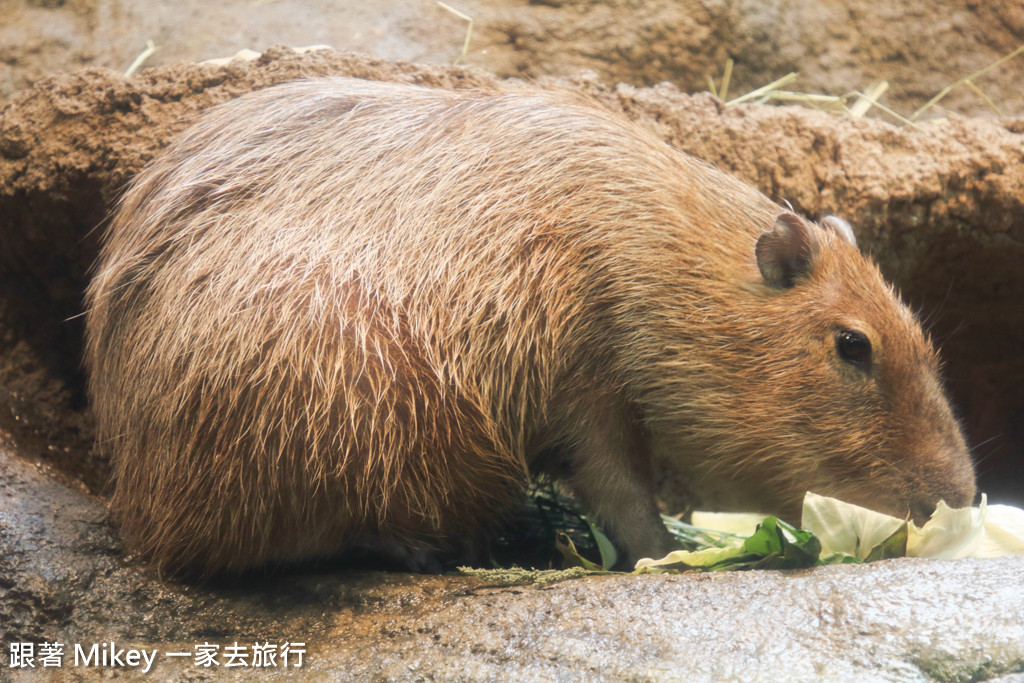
84 77 975 574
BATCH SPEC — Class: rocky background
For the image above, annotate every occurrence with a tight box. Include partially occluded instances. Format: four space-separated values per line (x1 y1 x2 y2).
1 1 1023 680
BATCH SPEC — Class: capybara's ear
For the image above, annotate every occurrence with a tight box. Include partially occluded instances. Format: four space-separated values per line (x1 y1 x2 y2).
820 215 857 247
756 212 819 288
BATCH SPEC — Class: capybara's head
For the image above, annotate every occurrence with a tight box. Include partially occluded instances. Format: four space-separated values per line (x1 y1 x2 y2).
654 211 975 525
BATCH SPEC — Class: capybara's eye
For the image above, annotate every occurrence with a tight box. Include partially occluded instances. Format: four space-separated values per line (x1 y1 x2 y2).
836 330 872 370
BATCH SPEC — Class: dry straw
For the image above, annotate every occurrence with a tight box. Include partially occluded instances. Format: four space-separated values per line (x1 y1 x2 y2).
124 40 159 77
710 43 1024 127
910 43 1024 121
437 1 473 65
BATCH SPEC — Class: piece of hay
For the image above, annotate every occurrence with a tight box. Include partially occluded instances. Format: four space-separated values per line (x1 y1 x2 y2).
437 1 473 65
124 39 159 77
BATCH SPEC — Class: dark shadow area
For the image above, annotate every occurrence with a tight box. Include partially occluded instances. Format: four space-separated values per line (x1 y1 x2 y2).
901 236 1024 508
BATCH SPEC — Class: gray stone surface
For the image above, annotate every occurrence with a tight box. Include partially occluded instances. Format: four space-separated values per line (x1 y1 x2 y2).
2 446 1022 681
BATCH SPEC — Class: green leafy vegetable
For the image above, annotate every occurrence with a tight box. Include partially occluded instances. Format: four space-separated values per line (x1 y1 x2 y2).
863 523 909 562
636 516 823 572
504 487 1022 579
585 520 619 570
556 532 606 572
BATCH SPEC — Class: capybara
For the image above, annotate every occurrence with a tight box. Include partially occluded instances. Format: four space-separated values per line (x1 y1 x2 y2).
84 77 975 574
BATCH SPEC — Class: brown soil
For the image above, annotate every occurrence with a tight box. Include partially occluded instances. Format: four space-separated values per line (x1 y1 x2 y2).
3 0 1023 118
1 47 1022 510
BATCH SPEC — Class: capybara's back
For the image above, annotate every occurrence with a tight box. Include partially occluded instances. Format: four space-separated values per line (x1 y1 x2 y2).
85 78 974 574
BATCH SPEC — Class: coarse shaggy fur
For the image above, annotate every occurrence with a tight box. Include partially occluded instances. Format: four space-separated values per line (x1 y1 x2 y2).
84 78 975 575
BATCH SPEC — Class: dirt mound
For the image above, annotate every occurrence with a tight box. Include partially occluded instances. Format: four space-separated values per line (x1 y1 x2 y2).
3 0 1023 119
1 47 1021 506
